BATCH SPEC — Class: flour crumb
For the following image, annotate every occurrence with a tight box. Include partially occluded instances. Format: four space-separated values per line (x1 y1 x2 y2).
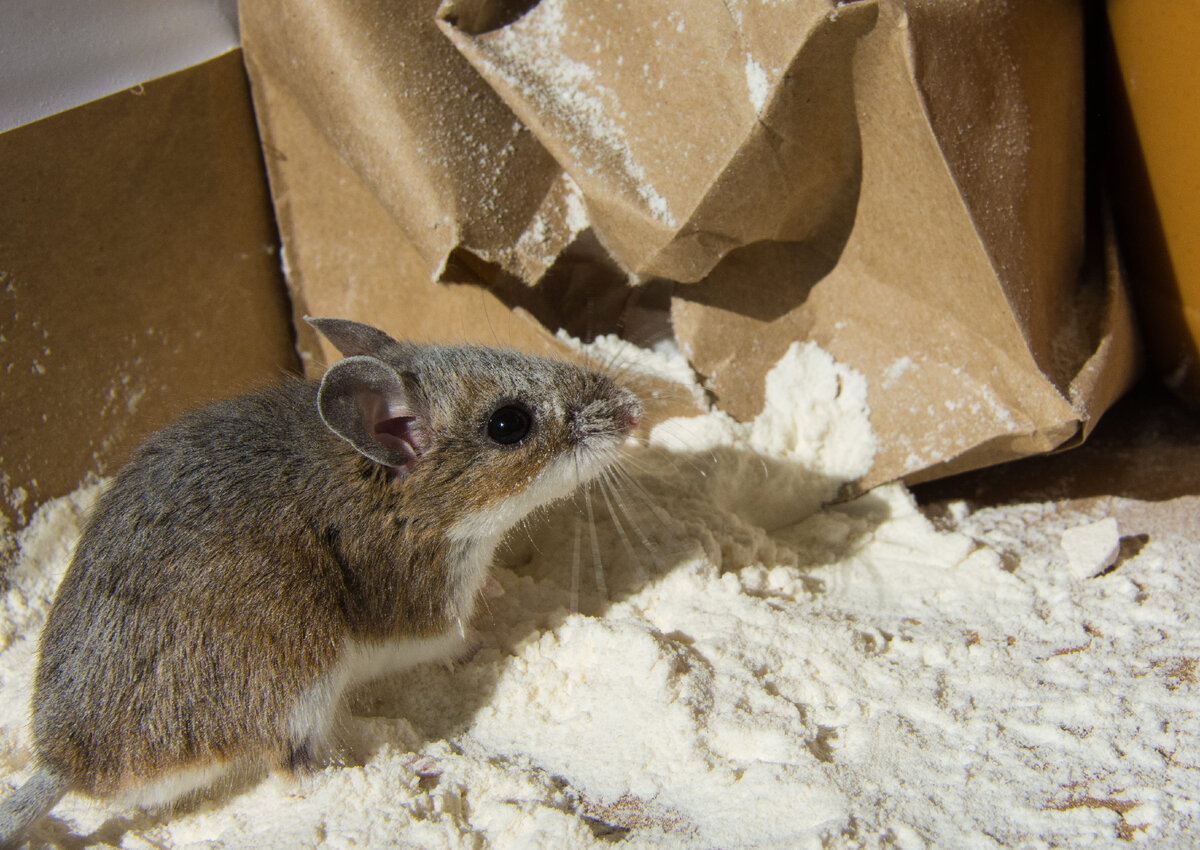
1060 517 1121 580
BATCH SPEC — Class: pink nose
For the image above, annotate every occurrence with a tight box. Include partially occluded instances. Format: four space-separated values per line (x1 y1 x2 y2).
624 407 641 431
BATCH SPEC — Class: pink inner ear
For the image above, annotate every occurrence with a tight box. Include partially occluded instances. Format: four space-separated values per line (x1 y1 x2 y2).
374 416 419 458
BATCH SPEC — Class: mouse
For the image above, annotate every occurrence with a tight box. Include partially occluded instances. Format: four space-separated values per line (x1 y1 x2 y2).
0 317 642 848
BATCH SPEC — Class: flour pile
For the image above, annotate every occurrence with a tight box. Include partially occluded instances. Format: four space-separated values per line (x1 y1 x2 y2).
2 340 1198 848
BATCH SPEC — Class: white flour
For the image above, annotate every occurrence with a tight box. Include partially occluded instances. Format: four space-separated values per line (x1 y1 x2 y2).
2 340 1198 848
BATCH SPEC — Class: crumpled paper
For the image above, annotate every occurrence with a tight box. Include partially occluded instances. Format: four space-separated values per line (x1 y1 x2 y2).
241 0 1140 489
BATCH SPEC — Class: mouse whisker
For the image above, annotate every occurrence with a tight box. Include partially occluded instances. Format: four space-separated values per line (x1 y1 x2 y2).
605 459 657 503
517 512 545 557
601 469 659 561
474 580 495 624
595 472 647 585
582 482 607 598
570 515 583 614
607 463 676 532
641 428 722 474
595 345 632 381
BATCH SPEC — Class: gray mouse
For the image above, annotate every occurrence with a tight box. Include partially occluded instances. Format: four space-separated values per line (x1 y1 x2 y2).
0 317 642 848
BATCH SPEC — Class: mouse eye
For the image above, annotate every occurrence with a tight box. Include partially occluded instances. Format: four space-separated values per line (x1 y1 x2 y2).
486 403 533 446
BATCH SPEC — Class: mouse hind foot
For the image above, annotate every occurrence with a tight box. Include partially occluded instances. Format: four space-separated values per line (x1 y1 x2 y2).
284 740 318 775
279 730 350 778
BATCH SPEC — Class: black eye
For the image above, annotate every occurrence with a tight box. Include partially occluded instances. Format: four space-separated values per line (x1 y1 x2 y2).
486 404 532 445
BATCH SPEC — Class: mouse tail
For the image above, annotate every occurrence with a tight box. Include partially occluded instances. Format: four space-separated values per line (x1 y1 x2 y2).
0 767 69 849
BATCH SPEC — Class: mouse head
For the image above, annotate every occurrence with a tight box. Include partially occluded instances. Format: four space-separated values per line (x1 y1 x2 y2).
307 317 642 541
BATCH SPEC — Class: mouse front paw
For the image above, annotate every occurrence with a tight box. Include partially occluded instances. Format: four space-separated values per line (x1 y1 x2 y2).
442 631 485 670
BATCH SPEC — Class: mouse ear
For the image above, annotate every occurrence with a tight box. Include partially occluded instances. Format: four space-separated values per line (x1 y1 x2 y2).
305 316 404 359
316 355 430 474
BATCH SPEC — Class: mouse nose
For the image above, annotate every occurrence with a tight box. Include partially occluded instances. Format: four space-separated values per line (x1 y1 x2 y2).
621 395 643 432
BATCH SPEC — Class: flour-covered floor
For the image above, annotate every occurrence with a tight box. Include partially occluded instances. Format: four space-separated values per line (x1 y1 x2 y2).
2 348 1197 848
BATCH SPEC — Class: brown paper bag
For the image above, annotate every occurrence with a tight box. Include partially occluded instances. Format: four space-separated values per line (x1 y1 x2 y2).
241 0 1140 491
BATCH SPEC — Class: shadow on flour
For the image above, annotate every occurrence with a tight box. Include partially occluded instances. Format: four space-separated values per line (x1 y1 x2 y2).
347 442 892 748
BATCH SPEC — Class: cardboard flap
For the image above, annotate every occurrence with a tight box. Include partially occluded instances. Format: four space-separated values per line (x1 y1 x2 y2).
239 0 584 285
669 0 1138 489
438 0 877 283
904 0 1087 389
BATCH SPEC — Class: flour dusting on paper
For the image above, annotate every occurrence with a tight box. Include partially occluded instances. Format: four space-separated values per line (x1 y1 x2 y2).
461 0 676 227
744 56 769 114
2 340 1199 848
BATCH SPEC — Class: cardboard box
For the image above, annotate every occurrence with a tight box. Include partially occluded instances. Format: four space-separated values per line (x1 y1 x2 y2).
0 4 297 563
241 0 1140 493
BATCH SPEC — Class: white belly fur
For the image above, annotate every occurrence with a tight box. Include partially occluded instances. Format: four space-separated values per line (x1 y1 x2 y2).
286 631 467 752
120 760 237 810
